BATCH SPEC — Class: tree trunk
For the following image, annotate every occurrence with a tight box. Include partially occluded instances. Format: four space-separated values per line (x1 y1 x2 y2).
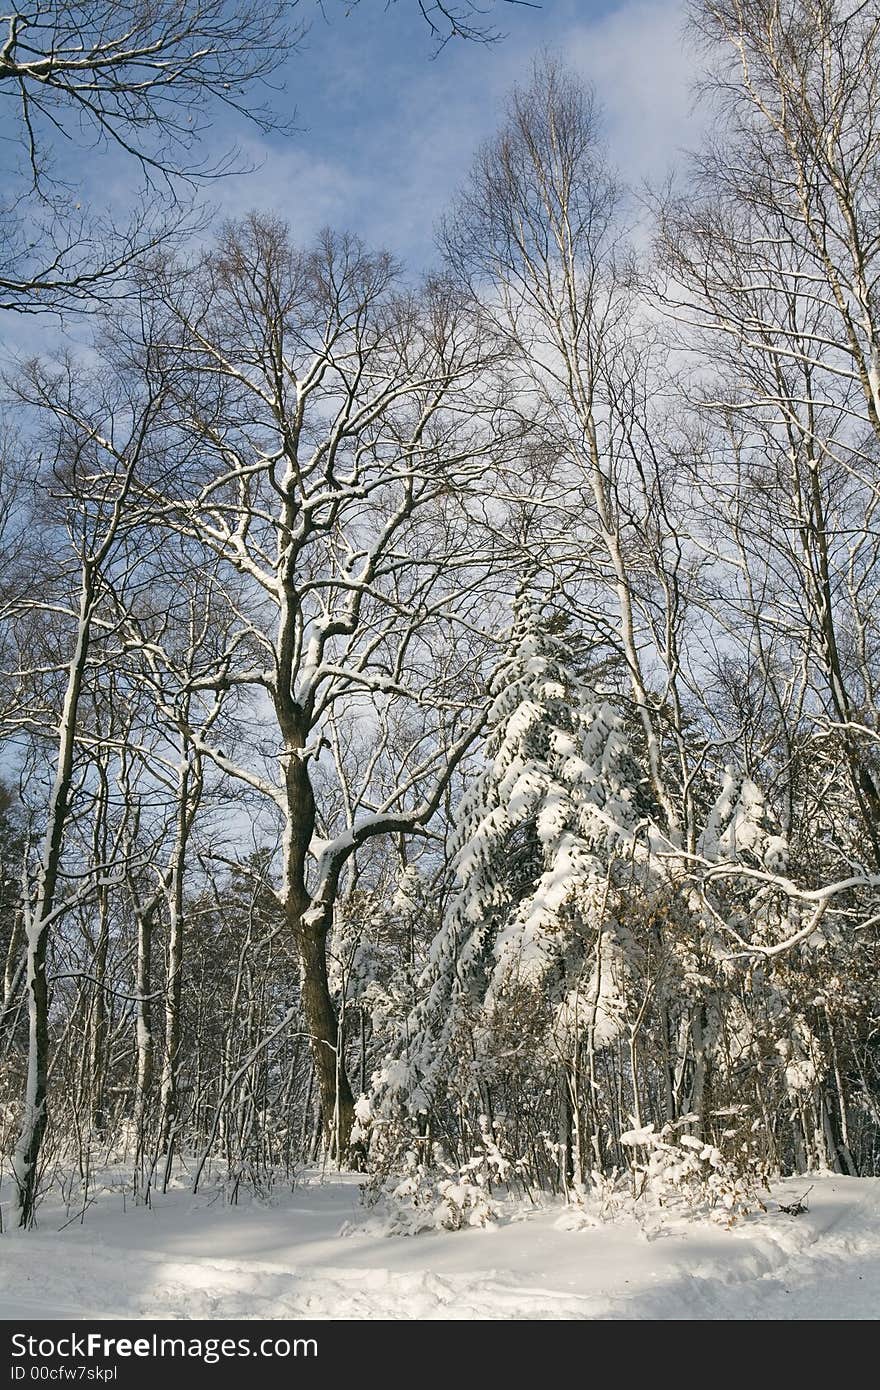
132 901 154 1195
157 742 200 1188
88 885 110 1136
294 908 356 1161
13 573 93 1226
279 716 357 1164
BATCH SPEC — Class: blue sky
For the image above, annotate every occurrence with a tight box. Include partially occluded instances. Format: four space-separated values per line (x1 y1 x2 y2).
71 0 694 274
208 0 695 270
0 0 697 350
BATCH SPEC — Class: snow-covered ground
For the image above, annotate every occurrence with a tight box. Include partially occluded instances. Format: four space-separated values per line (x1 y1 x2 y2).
0 1172 877 1320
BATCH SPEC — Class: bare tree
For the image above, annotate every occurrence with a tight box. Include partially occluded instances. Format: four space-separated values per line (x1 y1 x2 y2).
0 1 297 313
658 0 880 867
2 350 180 1224
355 0 536 48
442 57 699 842
108 216 507 1158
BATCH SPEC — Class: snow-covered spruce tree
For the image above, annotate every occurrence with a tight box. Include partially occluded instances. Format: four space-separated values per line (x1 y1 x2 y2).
687 769 854 1175
697 770 789 878
664 770 793 1162
369 592 658 1187
329 860 440 1109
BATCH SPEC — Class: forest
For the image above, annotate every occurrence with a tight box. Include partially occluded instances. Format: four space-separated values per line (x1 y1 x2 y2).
1 0 879 1241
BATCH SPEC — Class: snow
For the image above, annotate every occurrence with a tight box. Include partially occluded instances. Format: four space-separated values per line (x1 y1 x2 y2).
0 1173 878 1320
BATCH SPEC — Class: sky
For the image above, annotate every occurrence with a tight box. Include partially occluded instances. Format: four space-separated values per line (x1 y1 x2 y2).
0 0 699 363
0 0 700 776
75 0 694 271
209 0 697 271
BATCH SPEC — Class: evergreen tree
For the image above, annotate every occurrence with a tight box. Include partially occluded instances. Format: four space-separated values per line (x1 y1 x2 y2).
374 592 653 1126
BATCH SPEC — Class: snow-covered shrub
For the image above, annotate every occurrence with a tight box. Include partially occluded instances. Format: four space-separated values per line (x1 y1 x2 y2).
346 1147 499 1236
351 1119 524 1237
368 1152 501 1236
617 1116 767 1225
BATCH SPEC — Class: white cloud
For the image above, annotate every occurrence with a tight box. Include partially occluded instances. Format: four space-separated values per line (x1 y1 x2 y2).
214 139 374 244
214 1 701 268
565 0 699 185
1 0 704 343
